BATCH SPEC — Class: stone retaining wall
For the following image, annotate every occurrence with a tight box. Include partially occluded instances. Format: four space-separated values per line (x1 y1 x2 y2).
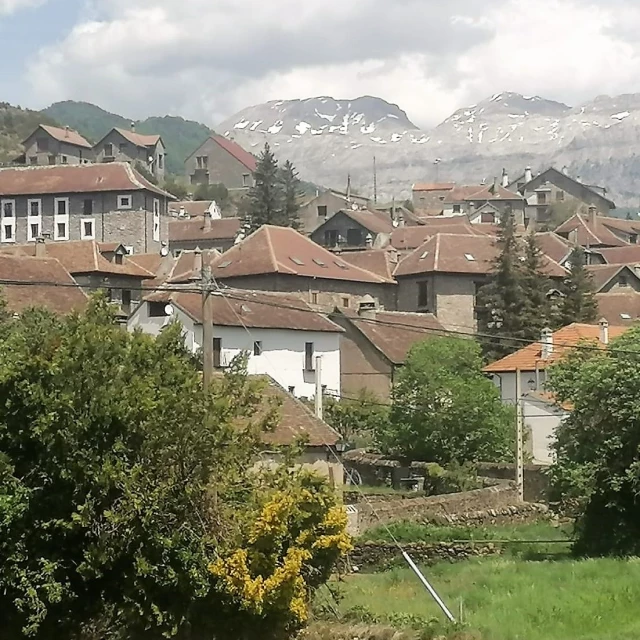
477 462 550 503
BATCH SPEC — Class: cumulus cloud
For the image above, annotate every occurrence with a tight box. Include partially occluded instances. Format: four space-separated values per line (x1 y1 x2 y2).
25 0 640 127
0 0 45 14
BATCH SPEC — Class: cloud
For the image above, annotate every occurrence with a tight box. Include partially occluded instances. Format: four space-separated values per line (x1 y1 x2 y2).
25 0 640 128
0 0 45 14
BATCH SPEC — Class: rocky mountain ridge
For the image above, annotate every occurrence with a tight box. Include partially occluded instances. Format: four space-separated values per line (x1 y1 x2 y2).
218 92 640 206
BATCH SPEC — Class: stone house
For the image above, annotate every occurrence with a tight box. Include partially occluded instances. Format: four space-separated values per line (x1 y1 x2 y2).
185 135 257 191
394 232 566 331
1 238 153 316
0 252 87 315
483 321 627 406
298 189 371 233
555 209 639 247
208 225 397 311
586 264 640 293
337 247 399 281
128 288 343 399
411 182 455 216
310 208 394 249
509 167 616 226
0 163 174 254
441 182 526 224
390 219 490 254
332 296 445 400
22 124 93 166
169 215 241 254
93 127 166 180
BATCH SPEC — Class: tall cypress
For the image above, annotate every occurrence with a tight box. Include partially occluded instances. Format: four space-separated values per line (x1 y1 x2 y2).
280 160 301 230
521 232 553 340
560 246 598 325
244 143 284 233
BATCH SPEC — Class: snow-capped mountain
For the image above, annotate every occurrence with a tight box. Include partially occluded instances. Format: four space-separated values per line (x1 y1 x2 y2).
217 93 640 205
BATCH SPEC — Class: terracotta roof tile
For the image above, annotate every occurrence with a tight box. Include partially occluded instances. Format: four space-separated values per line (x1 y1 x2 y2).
37 124 93 149
210 135 257 172
146 288 343 333
0 162 173 198
591 245 640 264
169 217 242 243
390 221 488 251
168 201 216 217
555 214 630 247
536 232 572 264
585 264 640 292
168 250 222 284
444 184 524 204
596 292 640 325
0 255 87 314
114 127 161 148
339 308 445 364
484 323 629 373
412 183 456 192
211 226 394 284
334 208 394 235
339 249 397 280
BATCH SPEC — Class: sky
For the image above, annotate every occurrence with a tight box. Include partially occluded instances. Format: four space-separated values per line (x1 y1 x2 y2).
3 0 640 128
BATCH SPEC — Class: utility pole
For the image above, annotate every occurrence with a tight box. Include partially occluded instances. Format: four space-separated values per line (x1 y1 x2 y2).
314 355 323 420
515 368 524 501
373 155 378 204
201 258 214 390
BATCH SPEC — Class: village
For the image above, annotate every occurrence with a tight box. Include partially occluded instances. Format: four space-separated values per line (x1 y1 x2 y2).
2 118 640 640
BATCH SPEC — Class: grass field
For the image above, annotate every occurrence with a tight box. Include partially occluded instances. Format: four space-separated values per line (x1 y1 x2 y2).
317 557 640 640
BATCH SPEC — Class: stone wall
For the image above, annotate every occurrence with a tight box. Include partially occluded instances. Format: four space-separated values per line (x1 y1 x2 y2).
477 462 550 503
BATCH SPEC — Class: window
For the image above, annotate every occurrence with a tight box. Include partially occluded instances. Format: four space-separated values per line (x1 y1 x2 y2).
342 297 350 308
54 197 68 216
122 289 132 309
48 155 56 165
324 229 338 246
1 200 15 218
304 342 315 371
115 253 124 265
81 218 95 240
480 212 495 223
158 154 163 170
119 143 127 153
631 234 638 245
2 224 13 242
556 190 565 201
29 223 41 242
311 291 319 304
418 281 429 308
36 137 49 152
453 204 461 213
117 195 132 210
619 275 629 287
83 199 93 215
213 338 222 369
148 301 168 317
537 192 547 205
242 173 250 187
317 205 328 217
54 198 69 241
346 228 363 246
153 199 160 242
288 386 295 394
2 200 15 244
55 222 67 240
196 155 208 169
28 199 41 217
61 155 68 165
253 341 262 356
104 143 114 157
29 156 37 165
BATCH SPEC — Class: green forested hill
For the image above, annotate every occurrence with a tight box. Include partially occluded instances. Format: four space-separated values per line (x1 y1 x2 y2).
42 101 212 174
0 102 60 162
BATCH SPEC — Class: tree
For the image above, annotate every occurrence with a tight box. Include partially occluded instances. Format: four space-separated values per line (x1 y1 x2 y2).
244 143 284 233
134 160 158 185
520 232 553 340
374 338 514 464
540 200 580 231
280 160 301 230
0 296 349 639
547 326 640 556
477 212 528 361
559 246 598 326
163 176 189 200
194 181 229 207
323 391 389 446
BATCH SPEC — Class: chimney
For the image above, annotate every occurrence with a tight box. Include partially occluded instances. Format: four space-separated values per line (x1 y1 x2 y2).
502 168 509 188
562 165 569 175
203 211 212 232
193 247 203 278
524 166 533 183
365 232 373 248
35 236 46 258
541 327 553 360
492 176 498 194
357 295 377 320
131 121 136 132
397 213 405 228
588 205 598 226
599 318 609 345
64 125 70 138
346 173 352 203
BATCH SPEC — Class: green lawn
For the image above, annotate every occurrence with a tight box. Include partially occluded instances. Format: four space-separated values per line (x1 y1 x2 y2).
317 557 640 640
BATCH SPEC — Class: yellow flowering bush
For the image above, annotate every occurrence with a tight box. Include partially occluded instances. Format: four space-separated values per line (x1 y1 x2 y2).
210 470 351 637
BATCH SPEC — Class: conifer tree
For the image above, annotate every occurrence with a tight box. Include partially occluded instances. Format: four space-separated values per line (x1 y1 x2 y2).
280 159 301 230
244 143 284 233
521 231 553 340
559 245 598 325
477 211 527 361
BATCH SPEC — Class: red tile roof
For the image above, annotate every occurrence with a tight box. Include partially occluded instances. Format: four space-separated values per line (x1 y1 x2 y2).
339 308 445 364
0 255 87 314
168 250 222 284
210 135 257 172
339 249 397 280
114 127 161 148
168 201 216 217
37 124 93 149
591 245 640 264
147 288 343 333
536 232 572 264
334 208 394 235
484 323 629 373
444 184 524 204
596 292 640 326
0 162 173 198
391 222 488 251
585 264 639 292
555 214 630 247
412 183 456 192
169 217 242 243
211 225 394 284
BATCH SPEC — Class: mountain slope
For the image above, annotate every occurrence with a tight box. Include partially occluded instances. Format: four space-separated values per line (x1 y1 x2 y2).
43 101 213 174
0 102 60 163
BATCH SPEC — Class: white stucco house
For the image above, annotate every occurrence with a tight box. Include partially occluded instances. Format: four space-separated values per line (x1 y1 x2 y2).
522 392 570 465
128 288 343 399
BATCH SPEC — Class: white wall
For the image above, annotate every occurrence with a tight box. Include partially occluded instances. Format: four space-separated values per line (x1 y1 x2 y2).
522 398 567 464
129 302 341 399
490 370 548 405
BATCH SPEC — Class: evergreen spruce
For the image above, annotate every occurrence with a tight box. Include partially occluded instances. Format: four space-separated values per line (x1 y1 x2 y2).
477 211 527 361
521 231 553 340
280 159 301 230
244 143 284 233
560 245 598 325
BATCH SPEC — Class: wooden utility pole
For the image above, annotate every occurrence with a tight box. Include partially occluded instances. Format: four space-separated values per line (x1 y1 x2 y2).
515 368 524 501
314 355 323 420
373 155 378 204
201 260 214 390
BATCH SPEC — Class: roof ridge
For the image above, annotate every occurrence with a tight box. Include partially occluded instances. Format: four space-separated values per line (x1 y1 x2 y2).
265 226 281 274
434 233 441 271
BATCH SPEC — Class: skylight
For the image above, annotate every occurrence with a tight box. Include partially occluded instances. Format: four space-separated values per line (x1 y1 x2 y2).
217 260 232 268
290 256 304 266
334 261 349 270
621 313 632 320
464 253 476 261
313 258 327 267
420 251 429 260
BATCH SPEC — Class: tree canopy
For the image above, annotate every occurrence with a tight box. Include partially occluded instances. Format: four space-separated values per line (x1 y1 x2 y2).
558 246 598 326
0 296 349 639
373 337 514 464
547 326 640 557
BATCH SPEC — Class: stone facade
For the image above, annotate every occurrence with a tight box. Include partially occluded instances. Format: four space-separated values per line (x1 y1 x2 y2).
476 462 550 503
94 129 166 180
298 191 370 234
23 128 91 166
310 210 390 249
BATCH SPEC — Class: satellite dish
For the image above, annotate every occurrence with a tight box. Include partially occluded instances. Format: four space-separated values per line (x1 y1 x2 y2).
160 246 169 257
164 304 174 316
